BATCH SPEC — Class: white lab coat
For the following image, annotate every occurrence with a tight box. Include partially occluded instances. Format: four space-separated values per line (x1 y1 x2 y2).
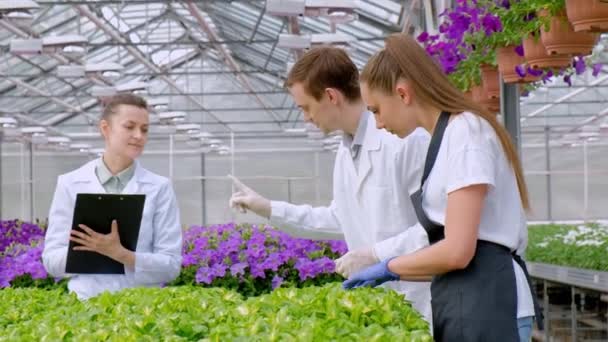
42 159 182 300
270 114 433 324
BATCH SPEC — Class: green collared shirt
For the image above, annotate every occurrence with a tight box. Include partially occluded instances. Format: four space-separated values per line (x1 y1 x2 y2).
95 158 135 194
342 111 369 171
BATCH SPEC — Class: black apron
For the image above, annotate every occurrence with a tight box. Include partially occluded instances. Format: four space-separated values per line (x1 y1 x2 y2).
411 111 544 341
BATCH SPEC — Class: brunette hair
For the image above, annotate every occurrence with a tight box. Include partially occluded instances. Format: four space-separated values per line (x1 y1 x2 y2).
285 46 360 102
102 94 148 121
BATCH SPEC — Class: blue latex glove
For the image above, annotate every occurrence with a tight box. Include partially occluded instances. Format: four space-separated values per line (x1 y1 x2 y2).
342 258 400 289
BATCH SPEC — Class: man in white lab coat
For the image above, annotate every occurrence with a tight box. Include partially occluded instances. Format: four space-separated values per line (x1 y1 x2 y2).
229 47 432 324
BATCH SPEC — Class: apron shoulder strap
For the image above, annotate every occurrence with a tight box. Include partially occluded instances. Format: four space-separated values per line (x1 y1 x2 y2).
410 111 452 245
420 111 451 187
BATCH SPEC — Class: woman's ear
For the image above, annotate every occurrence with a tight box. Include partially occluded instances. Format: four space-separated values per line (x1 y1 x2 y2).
395 82 412 106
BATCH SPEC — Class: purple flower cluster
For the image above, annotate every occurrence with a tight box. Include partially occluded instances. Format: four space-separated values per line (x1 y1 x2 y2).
0 220 45 254
0 220 349 294
0 244 47 287
418 0 501 75
180 223 347 290
514 45 603 85
416 0 603 87
0 220 48 287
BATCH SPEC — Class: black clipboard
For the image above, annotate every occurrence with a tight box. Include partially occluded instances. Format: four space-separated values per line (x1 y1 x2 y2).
65 193 146 274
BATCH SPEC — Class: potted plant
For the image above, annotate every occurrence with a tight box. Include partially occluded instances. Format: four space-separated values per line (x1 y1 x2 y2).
471 83 500 113
539 8 599 56
474 0 544 82
566 0 608 32
523 33 572 69
496 45 542 83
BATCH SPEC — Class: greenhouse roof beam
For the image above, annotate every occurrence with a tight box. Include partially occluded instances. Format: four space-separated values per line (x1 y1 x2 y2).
185 1 284 126
399 0 421 33
0 19 111 96
44 39 207 126
0 90 290 97
521 73 608 123
0 71 99 124
75 4 231 131
37 0 233 4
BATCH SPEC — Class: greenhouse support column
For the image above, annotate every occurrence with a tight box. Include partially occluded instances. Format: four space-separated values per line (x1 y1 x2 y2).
583 141 588 219
169 135 174 180
230 132 235 178
500 81 521 154
571 286 577 341
230 132 235 222
200 152 206 225
29 141 34 222
544 126 552 221
314 152 320 205
20 142 25 218
544 280 550 340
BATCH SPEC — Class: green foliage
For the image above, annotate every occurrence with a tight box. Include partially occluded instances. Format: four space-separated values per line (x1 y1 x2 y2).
448 51 490 91
526 223 608 271
478 0 562 47
0 284 431 341
6 274 68 290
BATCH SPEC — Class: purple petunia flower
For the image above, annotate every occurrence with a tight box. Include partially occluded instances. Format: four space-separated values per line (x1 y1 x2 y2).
195 266 213 284
417 32 430 43
544 69 554 81
515 45 524 57
271 275 283 289
592 63 603 77
497 0 511 9
481 13 502 36
527 67 544 77
230 262 247 276
515 64 527 78
574 57 586 75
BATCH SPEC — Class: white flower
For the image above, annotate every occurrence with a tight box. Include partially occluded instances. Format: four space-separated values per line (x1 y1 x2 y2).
574 239 605 247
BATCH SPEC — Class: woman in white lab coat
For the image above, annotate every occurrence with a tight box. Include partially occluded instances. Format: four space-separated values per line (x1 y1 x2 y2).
343 34 543 341
42 94 182 300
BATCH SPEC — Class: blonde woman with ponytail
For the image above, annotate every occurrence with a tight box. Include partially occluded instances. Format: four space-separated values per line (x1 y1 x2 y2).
343 33 543 342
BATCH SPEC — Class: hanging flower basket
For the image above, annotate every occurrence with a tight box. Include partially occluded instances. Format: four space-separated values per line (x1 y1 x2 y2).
471 85 500 114
496 46 541 84
565 0 608 32
539 9 599 56
481 64 500 99
523 35 572 69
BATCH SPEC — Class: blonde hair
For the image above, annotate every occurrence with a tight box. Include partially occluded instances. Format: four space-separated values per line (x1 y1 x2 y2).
361 33 530 210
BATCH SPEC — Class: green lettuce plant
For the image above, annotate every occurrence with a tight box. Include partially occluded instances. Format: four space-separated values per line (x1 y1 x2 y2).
0 284 432 341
